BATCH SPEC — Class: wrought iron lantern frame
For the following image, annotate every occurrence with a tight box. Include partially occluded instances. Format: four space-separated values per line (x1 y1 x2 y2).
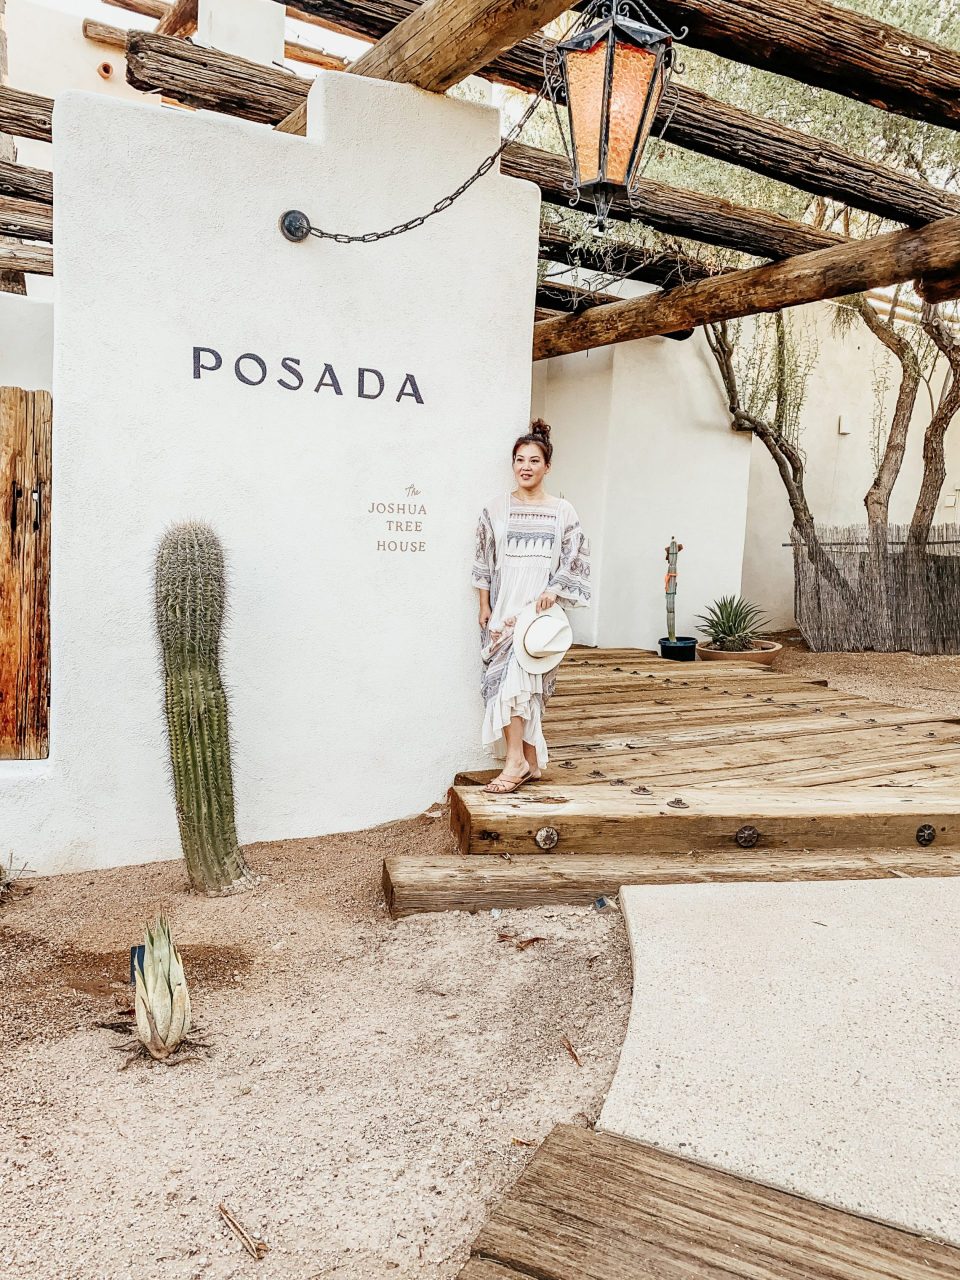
544 0 685 228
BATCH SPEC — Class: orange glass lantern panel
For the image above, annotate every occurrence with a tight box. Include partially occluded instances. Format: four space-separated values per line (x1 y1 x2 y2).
565 39 609 186
607 41 659 184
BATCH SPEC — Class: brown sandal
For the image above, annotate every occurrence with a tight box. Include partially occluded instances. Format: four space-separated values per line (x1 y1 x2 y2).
483 766 532 795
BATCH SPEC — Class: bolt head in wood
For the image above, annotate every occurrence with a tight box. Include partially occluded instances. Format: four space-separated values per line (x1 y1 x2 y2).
735 824 760 849
916 824 936 847
535 826 559 850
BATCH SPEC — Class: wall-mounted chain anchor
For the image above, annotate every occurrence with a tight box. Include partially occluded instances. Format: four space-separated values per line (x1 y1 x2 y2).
916 824 937 847
279 210 312 242
735 824 760 849
535 826 559 850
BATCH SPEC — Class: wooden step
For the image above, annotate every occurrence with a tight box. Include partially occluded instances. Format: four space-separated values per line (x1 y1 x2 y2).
456 721 960 788
449 783 960 856
458 1125 960 1278
383 848 960 916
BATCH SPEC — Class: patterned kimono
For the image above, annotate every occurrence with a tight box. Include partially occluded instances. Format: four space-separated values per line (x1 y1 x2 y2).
472 494 591 769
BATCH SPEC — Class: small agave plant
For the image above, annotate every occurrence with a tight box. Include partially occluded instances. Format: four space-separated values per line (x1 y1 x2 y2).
697 594 769 652
134 915 192 1062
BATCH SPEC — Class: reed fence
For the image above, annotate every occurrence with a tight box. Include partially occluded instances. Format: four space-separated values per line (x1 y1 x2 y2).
791 523 960 653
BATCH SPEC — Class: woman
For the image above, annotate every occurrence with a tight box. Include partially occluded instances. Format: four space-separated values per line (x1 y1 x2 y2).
472 419 591 794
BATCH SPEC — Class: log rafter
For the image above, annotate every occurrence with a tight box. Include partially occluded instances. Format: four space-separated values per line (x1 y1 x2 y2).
538 225 711 290
277 0 571 132
532 215 960 360
653 0 960 133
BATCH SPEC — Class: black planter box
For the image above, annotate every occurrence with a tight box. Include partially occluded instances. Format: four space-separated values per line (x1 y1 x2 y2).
659 636 697 661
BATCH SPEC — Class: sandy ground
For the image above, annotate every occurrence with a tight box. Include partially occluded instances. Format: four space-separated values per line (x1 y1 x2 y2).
0 812 631 1280
3 641 955 1279
772 632 960 719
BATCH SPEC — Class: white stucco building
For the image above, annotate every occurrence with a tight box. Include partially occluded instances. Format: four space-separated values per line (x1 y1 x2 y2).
1 0 958 873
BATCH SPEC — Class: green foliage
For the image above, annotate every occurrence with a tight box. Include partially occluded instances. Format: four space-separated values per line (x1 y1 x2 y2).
697 595 769 651
155 522 252 896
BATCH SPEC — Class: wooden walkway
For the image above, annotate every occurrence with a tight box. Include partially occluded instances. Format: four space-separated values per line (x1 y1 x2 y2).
458 1125 960 1279
384 648 960 915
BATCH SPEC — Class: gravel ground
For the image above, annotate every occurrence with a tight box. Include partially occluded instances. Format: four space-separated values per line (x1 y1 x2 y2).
0 811 631 1280
4 641 953 1280
771 632 960 719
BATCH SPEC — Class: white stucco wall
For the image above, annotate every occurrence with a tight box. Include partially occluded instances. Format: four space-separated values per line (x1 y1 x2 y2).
0 78 540 875
197 0 285 64
531 347 613 647
0 292 53 389
533 315 752 650
741 300 960 627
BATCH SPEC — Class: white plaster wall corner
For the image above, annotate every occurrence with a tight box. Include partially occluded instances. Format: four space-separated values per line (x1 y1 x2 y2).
12 85 539 874
197 0 285 65
0 294 53 390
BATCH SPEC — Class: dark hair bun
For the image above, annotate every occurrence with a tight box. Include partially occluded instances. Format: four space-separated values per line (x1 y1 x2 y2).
530 418 552 440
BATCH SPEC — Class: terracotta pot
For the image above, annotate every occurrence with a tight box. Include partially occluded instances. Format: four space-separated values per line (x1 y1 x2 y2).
696 640 783 666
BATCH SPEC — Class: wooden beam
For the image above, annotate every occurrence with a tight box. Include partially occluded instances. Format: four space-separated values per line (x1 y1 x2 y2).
277 0 960 228
276 0 571 133
539 226 711 290
384 849 960 915
0 241 52 274
126 31 308 122
83 18 128 46
450 780 960 855
87 16 347 72
0 194 52 242
533 215 960 360
654 0 960 133
665 83 960 229
0 158 52 204
155 0 197 37
346 0 568 90
504 141 845 262
0 388 52 759
535 279 621 314
0 85 52 142
104 0 167 17
916 267 960 306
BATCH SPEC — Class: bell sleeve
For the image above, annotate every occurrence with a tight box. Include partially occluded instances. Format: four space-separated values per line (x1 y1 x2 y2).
549 506 591 608
471 507 494 592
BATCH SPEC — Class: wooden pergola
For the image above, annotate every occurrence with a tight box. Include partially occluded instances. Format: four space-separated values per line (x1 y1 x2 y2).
1 0 960 355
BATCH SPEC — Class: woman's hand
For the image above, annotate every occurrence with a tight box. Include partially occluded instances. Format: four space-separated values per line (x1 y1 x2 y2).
536 592 558 613
479 603 492 631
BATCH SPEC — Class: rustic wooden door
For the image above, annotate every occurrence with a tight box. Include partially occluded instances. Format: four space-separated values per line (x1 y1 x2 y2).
0 386 51 758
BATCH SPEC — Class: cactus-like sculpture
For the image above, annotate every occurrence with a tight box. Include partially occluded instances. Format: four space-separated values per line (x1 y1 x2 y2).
134 914 192 1061
155 522 252 894
664 536 683 644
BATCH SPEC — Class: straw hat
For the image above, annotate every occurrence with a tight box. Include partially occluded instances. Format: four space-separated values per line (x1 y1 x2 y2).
513 602 573 674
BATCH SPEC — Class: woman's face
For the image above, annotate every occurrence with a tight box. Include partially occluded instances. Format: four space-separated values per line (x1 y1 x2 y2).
514 444 549 490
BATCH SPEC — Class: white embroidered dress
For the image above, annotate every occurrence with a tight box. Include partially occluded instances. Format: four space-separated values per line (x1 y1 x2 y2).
472 494 591 768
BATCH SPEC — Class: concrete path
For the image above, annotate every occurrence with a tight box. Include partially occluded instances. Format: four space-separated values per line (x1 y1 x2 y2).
599 877 960 1246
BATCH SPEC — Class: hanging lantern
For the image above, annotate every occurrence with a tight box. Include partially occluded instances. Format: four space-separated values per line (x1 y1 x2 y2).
548 1 679 229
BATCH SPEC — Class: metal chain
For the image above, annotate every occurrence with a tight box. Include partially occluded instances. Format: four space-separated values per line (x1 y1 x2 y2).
303 89 546 245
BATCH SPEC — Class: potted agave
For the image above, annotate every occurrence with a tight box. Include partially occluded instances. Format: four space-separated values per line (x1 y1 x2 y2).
658 537 697 661
696 595 782 665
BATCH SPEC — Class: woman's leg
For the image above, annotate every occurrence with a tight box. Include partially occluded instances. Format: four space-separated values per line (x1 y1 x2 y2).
484 716 531 791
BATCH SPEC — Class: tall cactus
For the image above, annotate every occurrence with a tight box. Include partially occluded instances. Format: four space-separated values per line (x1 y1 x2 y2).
155 522 252 895
664 536 682 644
